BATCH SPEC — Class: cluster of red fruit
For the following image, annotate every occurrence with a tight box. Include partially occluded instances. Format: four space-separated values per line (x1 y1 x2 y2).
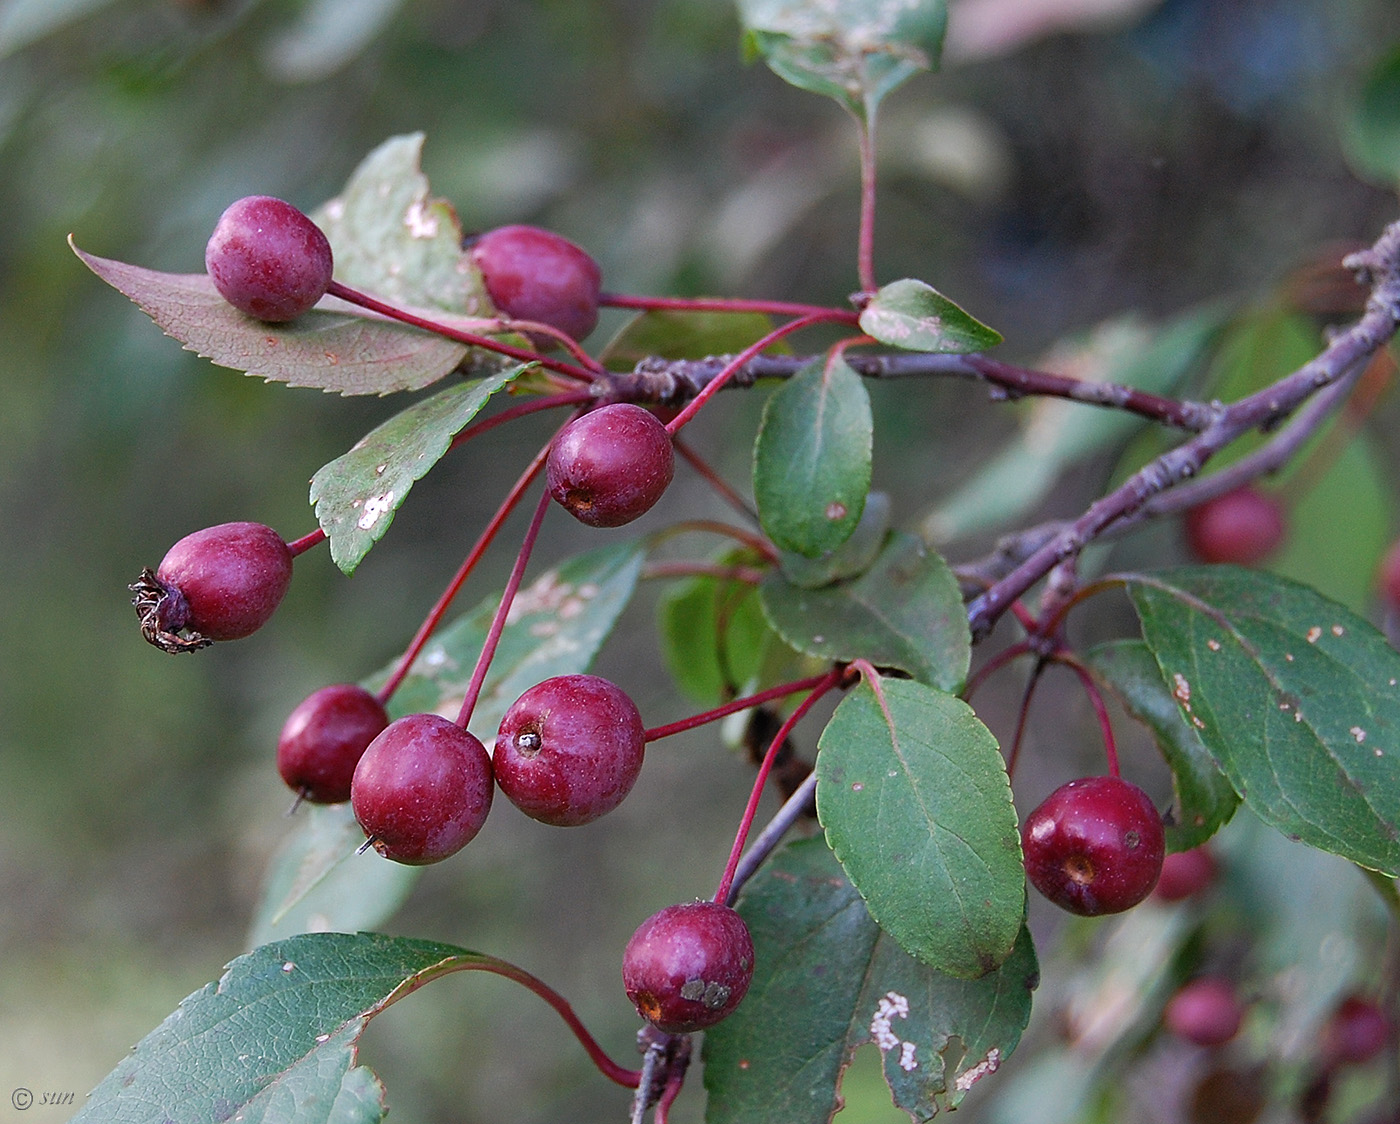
136 195 749 1035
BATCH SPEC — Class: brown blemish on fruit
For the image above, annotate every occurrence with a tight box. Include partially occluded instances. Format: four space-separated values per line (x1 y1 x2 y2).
1066 855 1095 884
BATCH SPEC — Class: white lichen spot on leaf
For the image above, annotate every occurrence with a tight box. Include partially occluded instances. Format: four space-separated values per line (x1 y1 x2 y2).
954 1048 1001 1092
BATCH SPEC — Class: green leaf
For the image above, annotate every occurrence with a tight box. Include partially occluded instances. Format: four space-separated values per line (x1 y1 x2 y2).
311 133 488 317
858 278 1002 354
1087 639 1240 851
753 354 872 558
657 559 783 706
249 803 419 948
738 0 948 120
760 532 970 692
72 932 484 1124
703 839 1037 1123
776 489 892 589
71 242 471 395
1344 44 1400 188
924 307 1224 544
379 541 646 740
816 677 1024 978
309 366 525 574
1126 568 1400 874
598 308 778 370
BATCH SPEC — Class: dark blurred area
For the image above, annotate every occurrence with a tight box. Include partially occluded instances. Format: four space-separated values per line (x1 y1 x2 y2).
1 0 1397 1121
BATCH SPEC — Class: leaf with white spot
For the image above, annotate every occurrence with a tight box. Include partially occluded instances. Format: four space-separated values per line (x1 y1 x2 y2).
858 278 1002 354
310 365 526 574
703 838 1037 1124
1127 568 1400 874
816 676 1024 978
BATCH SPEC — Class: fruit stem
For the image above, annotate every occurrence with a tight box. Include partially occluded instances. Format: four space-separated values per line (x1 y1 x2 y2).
1053 652 1121 778
455 485 554 728
673 437 759 523
961 639 1032 703
447 389 596 452
713 667 845 904
599 291 853 320
645 518 778 563
856 115 878 296
725 770 816 905
377 443 551 704
1005 658 1048 780
285 528 326 557
663 310 860 435
324 280 597 383
643 672 836 744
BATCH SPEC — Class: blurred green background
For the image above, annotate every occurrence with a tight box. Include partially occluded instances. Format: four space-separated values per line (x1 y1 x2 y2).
2 1 1399 1121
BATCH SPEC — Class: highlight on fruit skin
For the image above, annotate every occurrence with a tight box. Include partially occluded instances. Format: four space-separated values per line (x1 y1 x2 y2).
1020 774 1165 916
205 195 334 322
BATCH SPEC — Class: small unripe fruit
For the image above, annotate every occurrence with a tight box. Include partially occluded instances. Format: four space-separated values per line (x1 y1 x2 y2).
1164 977 1245 1046
1153 846 1218 903
132 521 293 651
277 684 389 804
350 713 494 865
622 901 754 1034
494 674 645 826
1022 775 1165 916
469 224 602 344
206 195 333 322
547 403 674 527
1321 995 1392 1068
1183 487 1286 566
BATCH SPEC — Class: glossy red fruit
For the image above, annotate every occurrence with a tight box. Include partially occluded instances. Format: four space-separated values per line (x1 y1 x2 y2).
205 196 333 322
1153 846 1218 903
469 224 601 344
622 900 755 1034
1321 995 1393 1068
277 684 389 804
1377 538 1400 610
494 674 645 826
135 521 293 651
350 713 494 865
1021 775 1165 916
1164 977 1245 1046
1183 486 1286 566
547 403 674 527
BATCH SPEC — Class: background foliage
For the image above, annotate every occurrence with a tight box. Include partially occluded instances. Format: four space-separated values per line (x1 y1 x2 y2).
2 0 1399 1121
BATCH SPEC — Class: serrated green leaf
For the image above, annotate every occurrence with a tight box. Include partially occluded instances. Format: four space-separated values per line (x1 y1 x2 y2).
816 677 1024 978
72 933 481 1124
599 308 779 370
924 306 1224 544
738 0 948 119
858 278 1001 354
1344 44 1400 188
312 133 488 317
310 366 525 574
249 803 419 948
1126 568 1400 874
760 532 969 691
657 557 782 706
71 243 471 395
379 541 646 740
754 354 872 558
777 489 892 589
703 838 1037 1123
1087 639 1240 851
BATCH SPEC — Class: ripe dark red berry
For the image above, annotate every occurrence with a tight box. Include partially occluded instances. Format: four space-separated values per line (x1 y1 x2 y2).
468 224 602 344
622 900 754 1034
1153 846 1218 903
350 713 494 865
131 521 293 652
1378 538 1400 610
277 684 389 805
205 195 334 322
1183 486 1286 566
494 674 645 827
1321 995 1392 1068
1021 775 1165 916
1164 977 1244 1046
547 403 674 527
